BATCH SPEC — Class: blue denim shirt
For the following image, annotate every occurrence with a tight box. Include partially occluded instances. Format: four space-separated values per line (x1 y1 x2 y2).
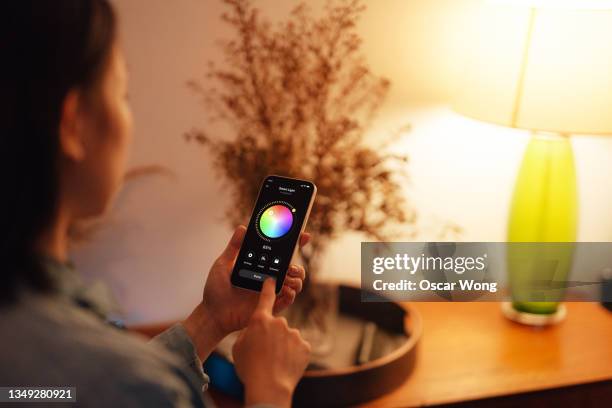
0 259 271 407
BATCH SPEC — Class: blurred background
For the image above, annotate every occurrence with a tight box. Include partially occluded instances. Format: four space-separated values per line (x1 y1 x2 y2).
71 0 612 324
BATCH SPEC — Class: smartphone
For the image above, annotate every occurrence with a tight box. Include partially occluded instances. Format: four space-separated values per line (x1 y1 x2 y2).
230 175 317 293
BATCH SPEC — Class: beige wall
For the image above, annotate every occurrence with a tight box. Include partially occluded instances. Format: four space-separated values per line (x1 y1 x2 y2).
72 0 612 324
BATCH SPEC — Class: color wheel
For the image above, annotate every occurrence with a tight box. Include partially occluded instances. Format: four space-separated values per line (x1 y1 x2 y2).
258 204 294 239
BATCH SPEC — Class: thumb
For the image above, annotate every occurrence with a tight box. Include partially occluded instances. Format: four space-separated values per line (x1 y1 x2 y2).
219 225 247 263
255 278 277 314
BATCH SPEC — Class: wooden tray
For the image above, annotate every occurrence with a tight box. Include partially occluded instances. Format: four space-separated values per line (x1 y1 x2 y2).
293 284 421 406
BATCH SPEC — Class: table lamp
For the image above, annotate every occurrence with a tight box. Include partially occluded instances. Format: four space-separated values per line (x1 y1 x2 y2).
453 0 612 324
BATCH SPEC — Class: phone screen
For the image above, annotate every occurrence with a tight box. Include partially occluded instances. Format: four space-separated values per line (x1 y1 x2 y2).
230 175 316 293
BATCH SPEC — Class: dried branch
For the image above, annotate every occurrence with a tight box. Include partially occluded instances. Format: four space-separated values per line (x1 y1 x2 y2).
186 0 416 277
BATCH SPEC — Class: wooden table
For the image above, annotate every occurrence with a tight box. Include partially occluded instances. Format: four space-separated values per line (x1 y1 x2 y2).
362 302 612 407
134 302 612 407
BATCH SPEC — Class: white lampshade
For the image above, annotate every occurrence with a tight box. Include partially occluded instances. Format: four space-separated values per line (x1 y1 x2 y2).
454 2 612 135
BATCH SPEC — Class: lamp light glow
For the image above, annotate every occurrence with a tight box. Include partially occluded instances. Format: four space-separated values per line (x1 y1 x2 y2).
489 0 612 10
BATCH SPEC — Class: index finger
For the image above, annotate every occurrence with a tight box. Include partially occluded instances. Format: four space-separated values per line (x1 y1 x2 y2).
255 278 277 314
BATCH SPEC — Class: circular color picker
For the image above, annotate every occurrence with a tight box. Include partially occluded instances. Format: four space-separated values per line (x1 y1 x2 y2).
259 204 294 239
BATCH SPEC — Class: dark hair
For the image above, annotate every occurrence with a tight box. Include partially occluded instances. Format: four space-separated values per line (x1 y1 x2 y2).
0 0 117 303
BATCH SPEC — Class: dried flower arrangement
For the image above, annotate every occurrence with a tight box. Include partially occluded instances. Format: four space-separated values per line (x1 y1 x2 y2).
186 0 417 323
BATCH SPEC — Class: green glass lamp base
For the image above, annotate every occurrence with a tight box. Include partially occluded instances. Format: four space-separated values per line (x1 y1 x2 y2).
512 301 559 315
506 132 577 323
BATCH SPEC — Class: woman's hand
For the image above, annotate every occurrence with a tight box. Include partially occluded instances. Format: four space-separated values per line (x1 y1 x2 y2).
233 278 311 407
183 225 310 360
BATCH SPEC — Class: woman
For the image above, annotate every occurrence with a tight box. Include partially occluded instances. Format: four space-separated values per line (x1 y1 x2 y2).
0 1 311 407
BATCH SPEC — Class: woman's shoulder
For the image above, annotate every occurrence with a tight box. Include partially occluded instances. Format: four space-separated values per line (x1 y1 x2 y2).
0 293 203 407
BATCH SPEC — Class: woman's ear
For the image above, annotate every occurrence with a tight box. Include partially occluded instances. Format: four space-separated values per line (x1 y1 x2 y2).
59 89 86 161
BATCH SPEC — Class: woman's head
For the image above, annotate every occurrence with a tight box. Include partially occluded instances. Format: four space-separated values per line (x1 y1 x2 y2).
1 0 131 299
59 42 133 220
